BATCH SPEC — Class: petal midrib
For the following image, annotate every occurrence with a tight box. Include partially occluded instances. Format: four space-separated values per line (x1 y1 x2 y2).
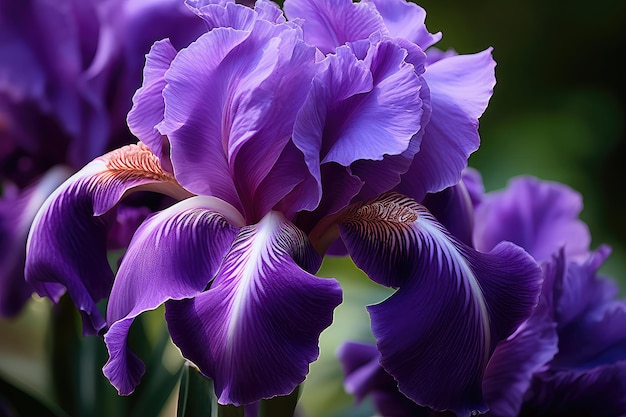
418 214 492 366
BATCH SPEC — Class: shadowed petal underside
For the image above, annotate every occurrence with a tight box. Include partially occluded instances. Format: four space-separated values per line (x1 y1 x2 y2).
103 196 241 395
338 192 542 416
166 211 342 405
25 143 191 334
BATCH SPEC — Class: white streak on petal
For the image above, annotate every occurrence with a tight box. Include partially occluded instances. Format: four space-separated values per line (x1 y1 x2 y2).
416 211 491 365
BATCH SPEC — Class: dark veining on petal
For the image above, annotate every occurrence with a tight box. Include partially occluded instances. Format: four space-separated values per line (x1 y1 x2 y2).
340 192 419 241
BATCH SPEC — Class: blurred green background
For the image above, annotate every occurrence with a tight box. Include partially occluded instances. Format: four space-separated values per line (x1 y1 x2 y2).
1 1 625 416
418 0 626 282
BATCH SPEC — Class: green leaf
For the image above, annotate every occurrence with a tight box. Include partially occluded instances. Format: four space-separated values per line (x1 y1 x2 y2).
177 363 217 417
0 369 70 417
131 325 183 417
259 386 300 417
217 404 246 417
48 295 82 416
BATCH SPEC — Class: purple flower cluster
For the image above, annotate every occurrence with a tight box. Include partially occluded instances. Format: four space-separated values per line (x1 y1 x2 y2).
339 173 626 416
18 0 619 415
0 0 205 316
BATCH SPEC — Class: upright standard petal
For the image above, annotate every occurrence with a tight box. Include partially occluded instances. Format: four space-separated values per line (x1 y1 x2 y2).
338 193 542 415
293 39 425 208
365 0 442 50
159 16 319 220
283 0 387 55
166 211 342 405
397 49 496 201
103 196 241 395
473 176 591 262
25 143 191 334
185 1 257 31
126 39 178 160
552 245 615 327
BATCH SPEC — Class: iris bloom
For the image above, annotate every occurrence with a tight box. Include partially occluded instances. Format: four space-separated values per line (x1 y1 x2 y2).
339 175 626 416
0 0 205 316
25 0 542 414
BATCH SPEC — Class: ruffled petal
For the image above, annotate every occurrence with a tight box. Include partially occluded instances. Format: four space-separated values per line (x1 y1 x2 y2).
156 27 248 209
520 363 626 416
126 39 178 160
103 196 240 395
165 211 342 405
159 17 318 220
337 341 432 417
552 247 626 369
0 166 71 316
473 176 591 262
482 256 561 417
338 192 542 415
553 246 615 326
283 0 387 55
337 341 385 402
25 143 190 334
397 48 496 201
185 1 257 31
366 0 442 49
293 40 425 206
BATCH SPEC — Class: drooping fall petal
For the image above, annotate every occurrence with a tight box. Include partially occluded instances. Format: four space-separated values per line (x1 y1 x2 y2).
103 196 242 395
25 143 190 334
165 211 342 405
338 192 542 415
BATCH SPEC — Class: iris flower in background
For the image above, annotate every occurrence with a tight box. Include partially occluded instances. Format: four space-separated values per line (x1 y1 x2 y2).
0 0 205 316
25 0 543 415
339 174 626 416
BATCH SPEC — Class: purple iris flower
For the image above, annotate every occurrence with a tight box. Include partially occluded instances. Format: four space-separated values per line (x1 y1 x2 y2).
0 0 205 316
340 175 626 416
478 178 626 417
24 0 542 413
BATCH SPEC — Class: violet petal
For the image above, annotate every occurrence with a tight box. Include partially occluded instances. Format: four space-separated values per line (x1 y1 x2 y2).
103 196 240 395
339 192 542 415
25 143 190 334
166 211 342 405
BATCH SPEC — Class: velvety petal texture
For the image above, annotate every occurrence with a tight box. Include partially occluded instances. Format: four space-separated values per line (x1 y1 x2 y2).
365 0 441 49
520 363 626 417
338 193 542 416
25 143 190 334
482 256 561 417
473 176 591 262
421 177 475 247
103 196 241 395
337 341 434 417
166 211 342 405
283 0 387 55
156 8 320 221
293 39 426 208
397 49 496 201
